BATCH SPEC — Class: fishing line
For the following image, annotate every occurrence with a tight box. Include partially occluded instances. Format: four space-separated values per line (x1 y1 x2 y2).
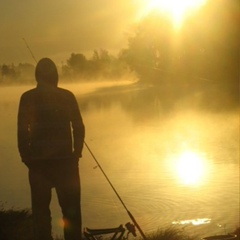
22 38 147 239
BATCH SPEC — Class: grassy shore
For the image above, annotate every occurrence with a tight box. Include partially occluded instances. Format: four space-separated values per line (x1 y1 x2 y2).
0 207 239 240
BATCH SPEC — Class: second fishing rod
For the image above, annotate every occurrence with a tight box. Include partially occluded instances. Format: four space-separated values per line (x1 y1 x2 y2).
23 38 147 240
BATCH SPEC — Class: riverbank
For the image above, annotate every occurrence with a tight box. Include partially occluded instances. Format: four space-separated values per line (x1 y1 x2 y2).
0 207 239 240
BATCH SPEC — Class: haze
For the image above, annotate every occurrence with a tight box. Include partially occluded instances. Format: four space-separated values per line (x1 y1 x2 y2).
0 0 145 64
1 0 238 68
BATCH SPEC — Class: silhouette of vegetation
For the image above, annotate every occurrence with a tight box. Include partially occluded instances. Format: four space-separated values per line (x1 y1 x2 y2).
146 227 197 240
120 0 239 87
0 50 130 84
0 206 239 240
0 206 33 240
1 64 18 84
0 205 63 240
61 49 130 81
119 0 239 105
0 63 35 84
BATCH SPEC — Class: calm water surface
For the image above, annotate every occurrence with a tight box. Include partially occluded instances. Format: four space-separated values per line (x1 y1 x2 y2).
0 82 239 238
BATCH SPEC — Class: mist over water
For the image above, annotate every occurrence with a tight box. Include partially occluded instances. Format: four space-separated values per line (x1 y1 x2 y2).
0 81 239 238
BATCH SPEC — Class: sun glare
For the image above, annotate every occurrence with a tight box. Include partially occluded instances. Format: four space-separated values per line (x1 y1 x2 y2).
176 151 206 185
145 0 207 29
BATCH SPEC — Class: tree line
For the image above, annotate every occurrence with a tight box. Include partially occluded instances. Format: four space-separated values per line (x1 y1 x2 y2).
0 49 131 84
121 0 239 89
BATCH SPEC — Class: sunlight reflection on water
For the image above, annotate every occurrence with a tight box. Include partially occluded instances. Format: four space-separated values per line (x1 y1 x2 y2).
174 150 209 186
172 217 212 226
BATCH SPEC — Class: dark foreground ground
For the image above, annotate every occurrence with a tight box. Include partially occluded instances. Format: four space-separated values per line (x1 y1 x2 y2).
0 208 239 240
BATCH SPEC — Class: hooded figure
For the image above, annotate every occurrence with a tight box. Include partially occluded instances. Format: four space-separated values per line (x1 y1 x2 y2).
18 58 85 240
35 58 58 86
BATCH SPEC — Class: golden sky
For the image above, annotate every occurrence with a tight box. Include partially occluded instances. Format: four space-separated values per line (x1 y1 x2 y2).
0 0 145 64
1 0 237 65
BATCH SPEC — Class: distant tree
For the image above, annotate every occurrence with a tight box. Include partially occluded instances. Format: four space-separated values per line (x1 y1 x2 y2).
92 49 131 79
66 53 88 78
62 50 130 81
180 0 239 94
1 64 19 83
90 49 116 78
61 64 72 80
119 12 175 83
17 63 35 83
1 65 9 77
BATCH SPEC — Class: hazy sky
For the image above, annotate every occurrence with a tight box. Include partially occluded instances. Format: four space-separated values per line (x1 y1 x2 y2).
0 0 146 65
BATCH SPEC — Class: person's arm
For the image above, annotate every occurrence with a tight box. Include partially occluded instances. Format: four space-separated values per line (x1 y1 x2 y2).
70 93 85 159
17 93 32 165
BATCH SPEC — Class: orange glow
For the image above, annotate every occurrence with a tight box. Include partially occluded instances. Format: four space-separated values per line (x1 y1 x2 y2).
142 0 207 29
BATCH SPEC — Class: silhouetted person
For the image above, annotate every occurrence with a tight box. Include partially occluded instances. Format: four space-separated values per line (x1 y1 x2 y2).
17 58 85 240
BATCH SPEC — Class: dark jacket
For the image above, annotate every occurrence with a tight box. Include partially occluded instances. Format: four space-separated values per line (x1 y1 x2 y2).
17 58 85 166
18 85 85 164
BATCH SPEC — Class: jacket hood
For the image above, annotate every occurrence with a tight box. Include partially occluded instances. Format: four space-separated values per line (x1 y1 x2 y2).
35 58 58 86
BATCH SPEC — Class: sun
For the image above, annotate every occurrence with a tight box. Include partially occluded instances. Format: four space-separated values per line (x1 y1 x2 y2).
144 0 207 29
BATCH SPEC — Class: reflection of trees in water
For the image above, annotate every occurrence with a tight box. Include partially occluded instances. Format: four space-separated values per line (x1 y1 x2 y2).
78 81 238 122
79 83 234 121
78 83 160 121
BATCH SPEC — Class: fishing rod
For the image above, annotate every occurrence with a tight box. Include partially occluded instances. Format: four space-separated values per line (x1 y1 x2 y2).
23 38 147 240
22 38 37 63
84 141 147 240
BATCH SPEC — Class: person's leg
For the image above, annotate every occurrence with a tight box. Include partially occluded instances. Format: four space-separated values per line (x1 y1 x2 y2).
29 169 53 240
55 162 82 240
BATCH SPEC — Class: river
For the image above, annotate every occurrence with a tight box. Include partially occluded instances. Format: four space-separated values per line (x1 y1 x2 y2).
0 81 239 239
